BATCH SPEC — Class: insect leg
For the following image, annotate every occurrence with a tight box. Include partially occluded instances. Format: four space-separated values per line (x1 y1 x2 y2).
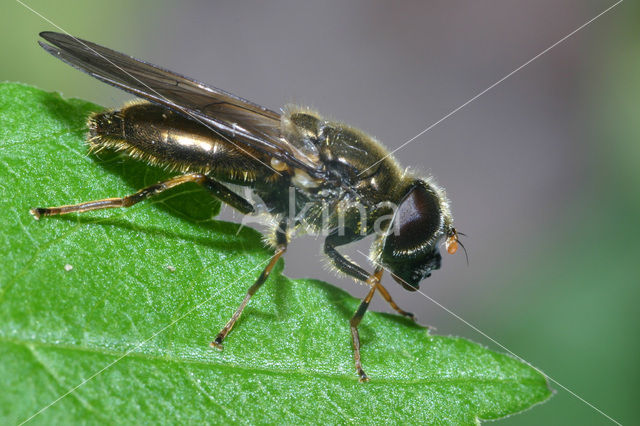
324 233 414 319
30 173 254 219
324 235 415 319
324 233 370 282
375 281 415 320
211 219 288 349
350 267 384 382
325 233 411 380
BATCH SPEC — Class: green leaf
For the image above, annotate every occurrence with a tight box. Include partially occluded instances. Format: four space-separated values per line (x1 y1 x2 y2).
0 82 551 424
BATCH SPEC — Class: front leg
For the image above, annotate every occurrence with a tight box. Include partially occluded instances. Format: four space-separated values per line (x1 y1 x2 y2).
324 232 370 282
324 233 414 318
349 267 383 382
374 281 415 320
325 233 411 381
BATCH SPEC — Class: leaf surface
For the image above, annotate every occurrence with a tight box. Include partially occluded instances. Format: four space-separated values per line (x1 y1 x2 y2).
0 83 552 424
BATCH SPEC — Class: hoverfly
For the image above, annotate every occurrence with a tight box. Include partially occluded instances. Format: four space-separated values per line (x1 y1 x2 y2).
31 31 463 382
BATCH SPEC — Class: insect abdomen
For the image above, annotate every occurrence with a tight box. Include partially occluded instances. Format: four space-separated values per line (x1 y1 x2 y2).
88 102 270 181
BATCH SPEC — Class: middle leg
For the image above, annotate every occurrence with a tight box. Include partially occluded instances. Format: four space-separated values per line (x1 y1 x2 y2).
211 219 289 349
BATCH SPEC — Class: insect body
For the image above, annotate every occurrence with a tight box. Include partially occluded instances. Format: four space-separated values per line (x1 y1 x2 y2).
31 31 462 381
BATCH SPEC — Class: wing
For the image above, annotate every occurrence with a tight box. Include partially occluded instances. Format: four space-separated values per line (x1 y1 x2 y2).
39 31 325 178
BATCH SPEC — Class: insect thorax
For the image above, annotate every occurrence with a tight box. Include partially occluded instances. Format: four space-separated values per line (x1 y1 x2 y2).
281 107 419 237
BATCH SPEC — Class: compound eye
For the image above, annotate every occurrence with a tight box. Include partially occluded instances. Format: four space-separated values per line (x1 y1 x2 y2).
386 183 441 253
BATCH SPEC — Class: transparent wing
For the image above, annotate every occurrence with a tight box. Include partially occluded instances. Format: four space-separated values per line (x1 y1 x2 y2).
39 31 324 177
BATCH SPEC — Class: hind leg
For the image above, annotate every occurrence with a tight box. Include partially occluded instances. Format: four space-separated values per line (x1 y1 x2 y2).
30 172 254 219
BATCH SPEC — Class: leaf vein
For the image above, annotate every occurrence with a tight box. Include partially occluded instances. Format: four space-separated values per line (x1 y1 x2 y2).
0 336 546 388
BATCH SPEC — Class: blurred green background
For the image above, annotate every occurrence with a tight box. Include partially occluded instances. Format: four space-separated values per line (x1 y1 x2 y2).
2 0 637 424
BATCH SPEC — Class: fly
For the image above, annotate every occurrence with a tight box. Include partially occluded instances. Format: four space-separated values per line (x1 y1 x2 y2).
30 31 464 382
